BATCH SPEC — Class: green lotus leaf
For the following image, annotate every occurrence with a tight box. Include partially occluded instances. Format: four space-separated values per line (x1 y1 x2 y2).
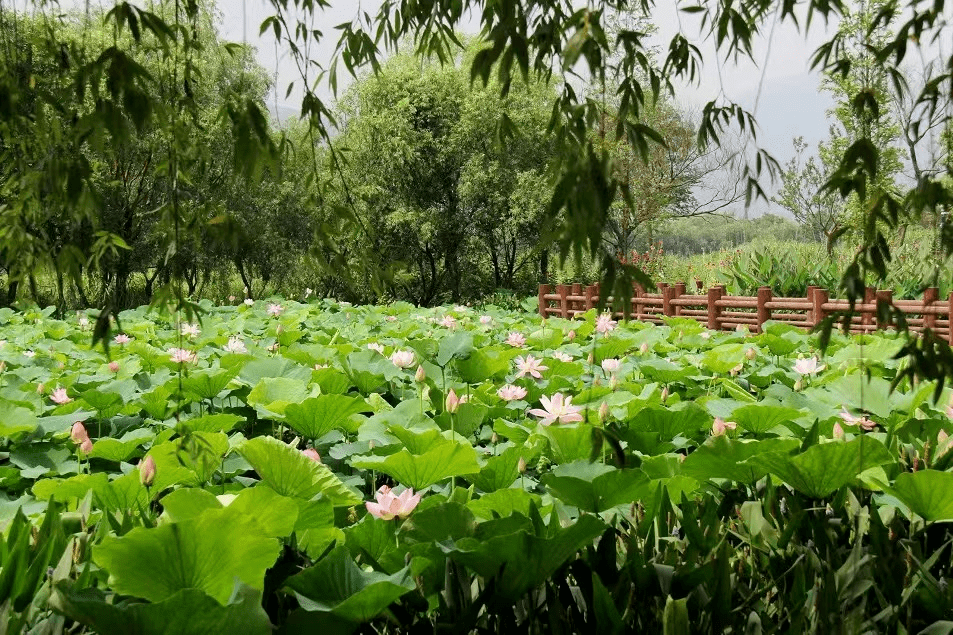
747 435 893 498
541 462 650 513
284 395 369 439
246 377 310 417
94 506 280 604
285 545 414 623
681 436 801 484
350 440 480 490
238 435 361 506
889 470 953 522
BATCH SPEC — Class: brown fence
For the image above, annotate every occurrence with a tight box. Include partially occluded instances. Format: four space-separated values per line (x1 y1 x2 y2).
538 282 953 340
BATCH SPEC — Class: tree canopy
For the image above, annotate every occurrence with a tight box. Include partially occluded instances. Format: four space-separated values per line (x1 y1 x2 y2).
0 0 951 382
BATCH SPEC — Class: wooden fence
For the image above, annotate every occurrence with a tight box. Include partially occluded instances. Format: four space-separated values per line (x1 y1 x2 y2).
538 282 953 340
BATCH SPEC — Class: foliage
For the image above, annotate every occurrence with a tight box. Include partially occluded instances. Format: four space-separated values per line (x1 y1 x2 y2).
0 299 950 631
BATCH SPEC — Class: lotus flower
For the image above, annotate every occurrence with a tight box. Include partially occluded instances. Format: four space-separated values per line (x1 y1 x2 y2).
79 438 93 455
244 298 254 306
139 456 156 486
223 337 248 354
169 348 197 364
386 315 397 322
440 315 457 329
228 295 237 302
711 417 738 436
301 448 321 463
639 342 649 354
78 314 90 329
497 384 528 401
832 422 845 440
390 350 416 369
567 330 576 341
267 303 284 317
108 361 120 373
529 393 584 426
938 430 952 459
367 342 385 355
839 407 876 431
23 350 35 358
180 323 200 338
365 485 421 520
50 387 71 405
595 313 617 334
515 355 548 379
599 401 609 422
445 389 468 413
305 288 313 298
414 365 426 382
506 332 526 348
114 333 131 345
601 358 621 374
793 357 825 375
480 315 493 325
552 351 573 363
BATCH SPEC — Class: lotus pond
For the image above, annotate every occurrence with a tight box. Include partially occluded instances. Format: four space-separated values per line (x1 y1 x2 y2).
1 300 952 633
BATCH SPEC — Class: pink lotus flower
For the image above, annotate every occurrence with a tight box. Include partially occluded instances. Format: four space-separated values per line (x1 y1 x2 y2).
529 393 584 426
108 361 120 373
390 350 416 369
50 387 71 405
365 485 421 520
301 448 321 463
479 315 493 325
595 313 617 334
139 456 156 486
169 348 197 364
267 303 284 317
386 315 397 322
440 315 457 329
223 337 248 354
367 342 385 355
79 438 93 455
228 295 237 302
711 417 738 436
567 330 576 341
515 355 548 379
180 323 200 338
445 389 468 413
114 333 131 345
839 407 876 431
506 332 526 348
793 358 825 375
601 358 621 375
552 351 573 363
497 384 528 401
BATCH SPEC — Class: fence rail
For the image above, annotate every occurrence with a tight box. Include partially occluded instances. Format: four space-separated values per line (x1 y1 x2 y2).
538 282 953 340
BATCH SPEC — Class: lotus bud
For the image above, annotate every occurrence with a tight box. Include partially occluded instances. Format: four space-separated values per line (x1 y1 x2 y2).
593 377 602 386
80 438 93 455
518 456 527 473
36 383 44 394
599 401 609 423
445 389 461 414
639 342 649 354
301 448 321 463
108 361 120 373
745 347 757 361
832 422 845 440
0 361 5 372
610 375 619 390
660 386 669 403
368 440 376 450
587 353 594 365
414 365 426 383
139 455 157 486
567 330 576 342
70 422 88 445
491 432 499 444
794 379 804 391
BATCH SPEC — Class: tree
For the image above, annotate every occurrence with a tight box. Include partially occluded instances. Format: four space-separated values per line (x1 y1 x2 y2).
774 136 843 242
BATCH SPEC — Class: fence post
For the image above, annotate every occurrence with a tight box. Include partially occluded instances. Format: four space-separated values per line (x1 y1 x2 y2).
634 283 644 320
861 286 876 328
557 284 570 319
663 286 676 317
812 288 829 327
948 292 953 344
875 289 893 329
707 285 724 330
674 282 686 316
757 286 772 333
571 283 582 315
695 279 704 292
806 286 817 323
538 284 550 318
924 287 939 330
584 285 596 312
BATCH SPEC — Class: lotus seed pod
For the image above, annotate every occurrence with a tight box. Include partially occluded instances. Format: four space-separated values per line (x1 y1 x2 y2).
745 347 757 360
